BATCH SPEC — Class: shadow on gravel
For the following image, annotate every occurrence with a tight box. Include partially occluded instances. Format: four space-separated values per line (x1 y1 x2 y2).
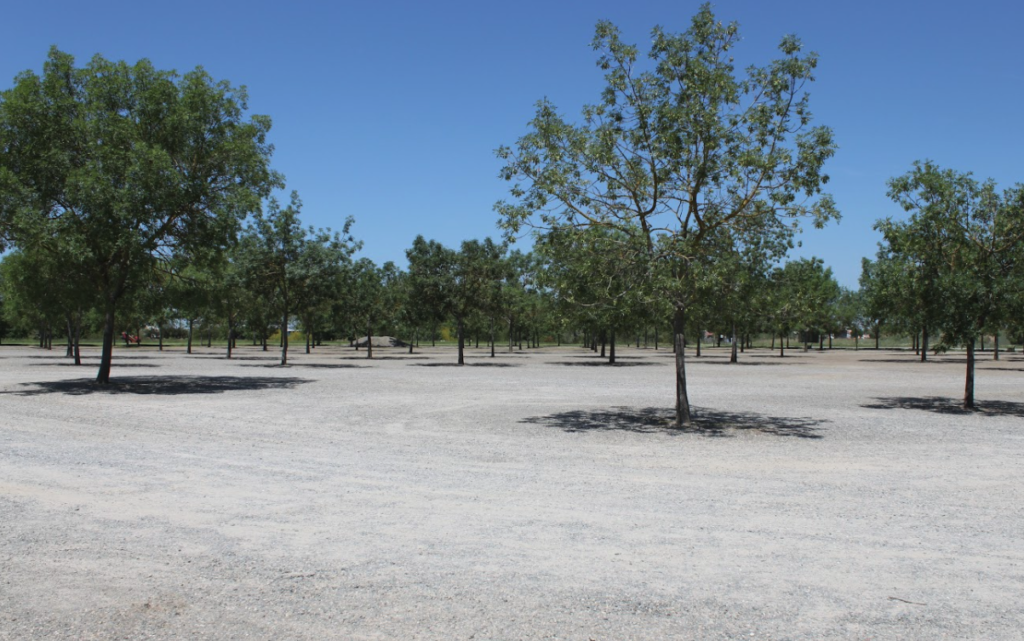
863 396 1024 417
363 355 431 360
690 360 791 366
522 406 825 438
555 361 658 367
411 362 521 367
858 358 956 364
10 375 311 396
29 362 157 368
240 363 369 369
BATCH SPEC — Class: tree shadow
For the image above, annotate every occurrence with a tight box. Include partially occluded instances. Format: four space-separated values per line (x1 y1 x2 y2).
29 362 158 368
857 358 953 364
565 354 645 360
410 362 521 368
240 363 369 369
8 375 312 396
554 361 658 367
521 406 825 438
360 356 430 361
691 360 790 366
862 396 1024 417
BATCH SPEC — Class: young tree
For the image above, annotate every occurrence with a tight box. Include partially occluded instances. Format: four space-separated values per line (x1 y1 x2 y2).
406 236 454 350
538 226 648 363
0 48 278 382
241 192 356 365
880 161 1024 408
496 6 836 425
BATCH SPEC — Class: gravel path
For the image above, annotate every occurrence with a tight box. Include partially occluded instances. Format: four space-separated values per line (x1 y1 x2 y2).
1 344 1022 640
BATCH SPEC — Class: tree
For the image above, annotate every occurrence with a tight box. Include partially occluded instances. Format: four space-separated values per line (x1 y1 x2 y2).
496 6 836 425
0 245 96 361
406 236 456 350
241 191 356 365
347 258 394 359
880 161 1024 408
833 287 864 349
0 48 278 382
779 257 839 350
538 226 649 363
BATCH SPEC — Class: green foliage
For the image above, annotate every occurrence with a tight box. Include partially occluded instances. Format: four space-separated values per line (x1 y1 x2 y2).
878 161 1024 405
880 162 1024 347
239 191 358 362
0 47 279 380
496 5 836 423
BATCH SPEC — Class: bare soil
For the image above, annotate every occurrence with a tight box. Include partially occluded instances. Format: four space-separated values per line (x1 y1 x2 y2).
1 344 1022 640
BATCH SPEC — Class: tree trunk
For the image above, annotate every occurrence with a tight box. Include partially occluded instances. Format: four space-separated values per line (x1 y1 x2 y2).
65 316 74 358
654 328 658 350
367 320 373 359
875 325 880 350
227 316 234 359
608 330 616 364
994 333 999 361
306 325 311 354
695 332 701 358
779 332 785 358
673 308 691 427
409 329 415 354
730 323 738 363
600 331 606 358
921 327 929 362
490 318 495 358
96 298 116 384
73 316 81 366
964 338 975 409
281 305 289 365
457 315 465 365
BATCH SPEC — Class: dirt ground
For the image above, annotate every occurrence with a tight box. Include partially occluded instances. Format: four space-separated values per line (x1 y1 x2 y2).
1 343 1022 640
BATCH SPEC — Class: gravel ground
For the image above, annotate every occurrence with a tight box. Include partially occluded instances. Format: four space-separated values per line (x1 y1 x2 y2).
1 342 1022 640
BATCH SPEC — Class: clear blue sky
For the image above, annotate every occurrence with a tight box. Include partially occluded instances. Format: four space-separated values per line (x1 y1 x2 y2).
3 0 1022 288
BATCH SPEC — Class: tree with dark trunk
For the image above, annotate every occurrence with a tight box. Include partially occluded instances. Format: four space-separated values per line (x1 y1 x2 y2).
497 6 836 425
0 48 278 382
880 162 1024 409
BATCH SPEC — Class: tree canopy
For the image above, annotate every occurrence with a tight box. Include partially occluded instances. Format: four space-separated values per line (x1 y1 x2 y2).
0 47 279 381
496 4 837 424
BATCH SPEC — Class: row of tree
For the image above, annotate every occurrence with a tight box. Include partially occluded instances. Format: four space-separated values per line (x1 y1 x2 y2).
0 215 860 364
3 6 1022 424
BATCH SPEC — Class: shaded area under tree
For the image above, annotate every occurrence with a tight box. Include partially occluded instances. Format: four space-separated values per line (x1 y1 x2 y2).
862 396 1024 418
10 375 311 396
521 406 826 438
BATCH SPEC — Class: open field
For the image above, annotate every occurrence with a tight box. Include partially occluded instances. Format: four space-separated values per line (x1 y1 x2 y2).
1 345 1022 640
